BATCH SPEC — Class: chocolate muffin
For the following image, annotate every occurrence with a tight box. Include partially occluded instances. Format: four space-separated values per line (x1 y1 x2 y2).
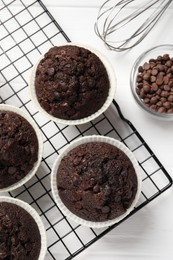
0 202 41 260
57 142 138 222
0 111 38 189
35 45 110 120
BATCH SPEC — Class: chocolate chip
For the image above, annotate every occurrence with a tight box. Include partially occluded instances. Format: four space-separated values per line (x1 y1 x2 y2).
90 178 96 186
73 157 81 166
163 101 171 109
168 81 173 88
151 69 158 76
150 96 158 104
163 54 170 60
104 185 111 196
125 190 133 200
54 91 61 100
88 79 96 89
157 64 165 72
101 206 110 214
150 76 156 82
160 97 166 103
138 66 144 73
93 185 100 193
143 72 150 81
47 67 55 76
144 98 150 104
164 76 169 85
168 95 173 102
164 85 170 91
8 166 16 175
73 176 78 186
120 170 127 178
158 107 166 113
143 85 150 93
150 104 156 110
156 101 162 107
157 55 162 61
11 235 18 246
151 83 158 92
167 108 173 113
114 195 121 202
156 77 163 86
161 91 169 97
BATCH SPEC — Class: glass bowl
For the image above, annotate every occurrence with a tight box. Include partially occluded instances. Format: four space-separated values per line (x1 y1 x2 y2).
130 45 173 120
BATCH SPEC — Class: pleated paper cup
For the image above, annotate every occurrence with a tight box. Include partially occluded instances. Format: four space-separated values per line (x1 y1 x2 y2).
0 104 43 192
51 135 142 228
29 42 116 125
0 196 47 260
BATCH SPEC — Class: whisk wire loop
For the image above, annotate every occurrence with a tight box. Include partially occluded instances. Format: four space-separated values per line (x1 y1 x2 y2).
95 0 172 51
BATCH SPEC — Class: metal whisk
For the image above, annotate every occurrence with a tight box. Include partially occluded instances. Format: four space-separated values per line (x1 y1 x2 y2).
95 0 172 51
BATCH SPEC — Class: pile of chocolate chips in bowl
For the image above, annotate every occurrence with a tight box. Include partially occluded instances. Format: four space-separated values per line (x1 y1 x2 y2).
136 53 173 114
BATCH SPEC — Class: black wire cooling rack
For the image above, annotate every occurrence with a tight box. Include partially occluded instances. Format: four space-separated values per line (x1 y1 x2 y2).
0 1 172 259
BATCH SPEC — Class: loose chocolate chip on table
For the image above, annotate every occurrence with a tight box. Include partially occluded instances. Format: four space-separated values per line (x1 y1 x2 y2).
136 53 173 114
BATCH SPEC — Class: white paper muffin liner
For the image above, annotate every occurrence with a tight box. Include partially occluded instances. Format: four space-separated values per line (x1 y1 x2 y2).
0 104 43 192
51 135 142 228
29 42 117 125
0 196 47 260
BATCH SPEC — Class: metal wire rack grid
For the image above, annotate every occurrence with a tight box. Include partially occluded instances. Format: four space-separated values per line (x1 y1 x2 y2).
0 0 172 260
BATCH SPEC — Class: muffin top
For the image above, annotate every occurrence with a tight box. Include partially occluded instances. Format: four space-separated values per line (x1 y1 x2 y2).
0 202 41 260
35 45 110 120
0 111 38 189
57 142 138 222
